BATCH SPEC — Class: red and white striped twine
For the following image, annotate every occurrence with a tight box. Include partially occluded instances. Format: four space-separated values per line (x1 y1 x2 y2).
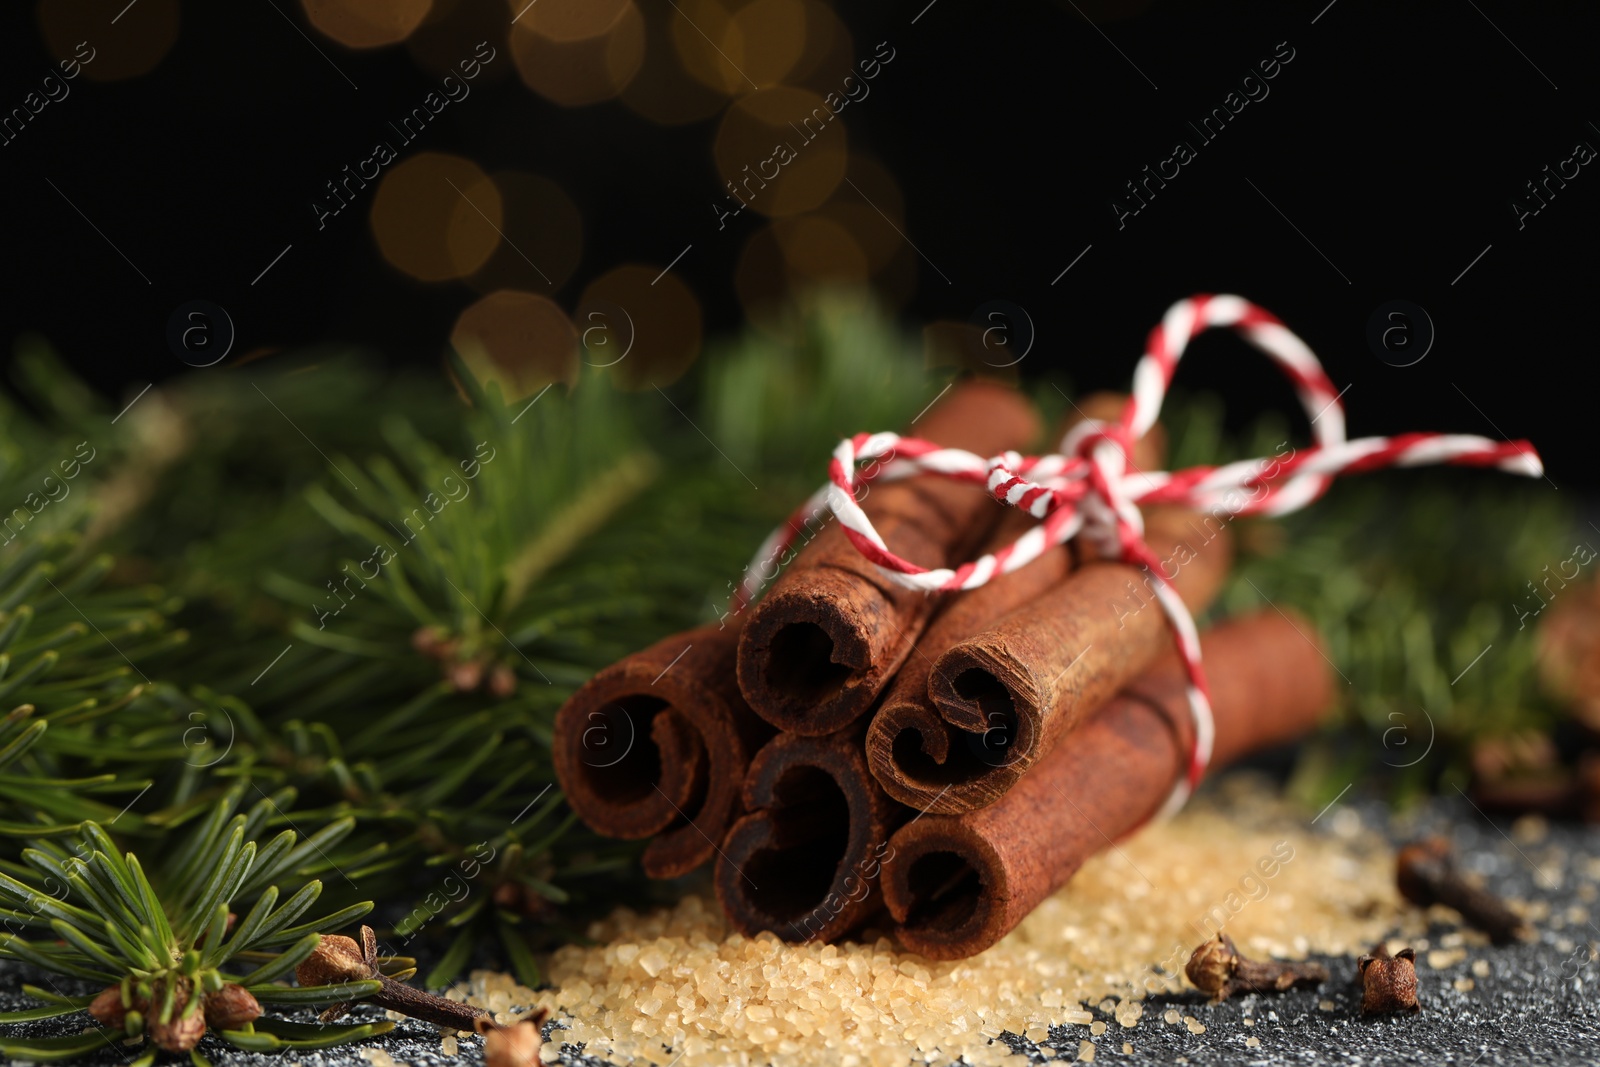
737 294 1543 814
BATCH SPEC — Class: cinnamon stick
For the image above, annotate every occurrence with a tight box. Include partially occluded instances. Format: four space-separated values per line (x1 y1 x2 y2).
735 380 1041 736
553 623 773 878
714 725 905 943
866 394 1165 813
913 505 1233 811
881 609 1334 959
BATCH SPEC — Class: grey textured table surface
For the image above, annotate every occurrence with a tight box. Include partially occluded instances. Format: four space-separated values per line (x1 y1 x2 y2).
4 797 1597 1067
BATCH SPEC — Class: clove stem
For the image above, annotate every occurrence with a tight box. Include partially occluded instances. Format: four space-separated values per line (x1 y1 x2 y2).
367 974 486 1031
1186 932 1328 1001
298 926 489 1031
1396 838 1527 944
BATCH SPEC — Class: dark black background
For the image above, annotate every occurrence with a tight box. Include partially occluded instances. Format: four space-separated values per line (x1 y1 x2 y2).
0 0 1593 484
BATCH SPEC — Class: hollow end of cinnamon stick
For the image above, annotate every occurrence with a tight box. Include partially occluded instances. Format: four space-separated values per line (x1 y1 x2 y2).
919 509 1235 812
885 610 1335 959
922 644 1042 781
734 571 884 736
554 697 705 838
736 380 1043 736
866 572 1062 812
866 394 1161 814
553 624 772 879
715 730 903 944
880 820 1010 961
866 698 1020 814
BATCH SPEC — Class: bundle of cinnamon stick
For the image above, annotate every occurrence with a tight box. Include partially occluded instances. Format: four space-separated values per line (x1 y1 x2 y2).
554 381 1334 958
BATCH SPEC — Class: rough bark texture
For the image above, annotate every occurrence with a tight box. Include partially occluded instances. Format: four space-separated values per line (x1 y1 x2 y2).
553 623 773 878
715 725 908 943
865 393 1164 813
735 380 1041 736
919 505 1234 810
881 610 1334 960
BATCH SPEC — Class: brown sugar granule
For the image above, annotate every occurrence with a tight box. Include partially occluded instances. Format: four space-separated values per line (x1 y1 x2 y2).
451 787 1407 1066
1077 1040 1096 1062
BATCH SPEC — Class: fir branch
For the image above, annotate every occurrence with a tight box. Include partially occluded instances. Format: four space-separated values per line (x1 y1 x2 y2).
0 808 377 1058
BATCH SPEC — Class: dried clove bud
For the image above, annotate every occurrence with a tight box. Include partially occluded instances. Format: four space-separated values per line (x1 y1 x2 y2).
476 1009 549 1067
295 932 370 986
202 983 262 1030
1395 837 1529 944
1358 944 1420 1015
1185 932 1329 1001
298 925 488 1031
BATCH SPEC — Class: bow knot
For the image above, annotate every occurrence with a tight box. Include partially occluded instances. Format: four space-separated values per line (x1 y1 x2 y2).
735 295 1542 815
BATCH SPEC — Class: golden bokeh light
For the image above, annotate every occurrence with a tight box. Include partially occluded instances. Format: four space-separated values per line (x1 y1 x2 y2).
409 0 511 80
510 0 629 41
775 214 868 287
668 0 823 93
736 211 889 336
467 171 584 294
733 153 919 324
785 0 852 90
371 153 503 282
670 0 743 95
714 87 847 218
620 0 731 125
820 155 904 272
451 290 580 401
301 0 433 49
726 0 808 88
38 0 179 81
510 0 644 106
577 266 703 390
